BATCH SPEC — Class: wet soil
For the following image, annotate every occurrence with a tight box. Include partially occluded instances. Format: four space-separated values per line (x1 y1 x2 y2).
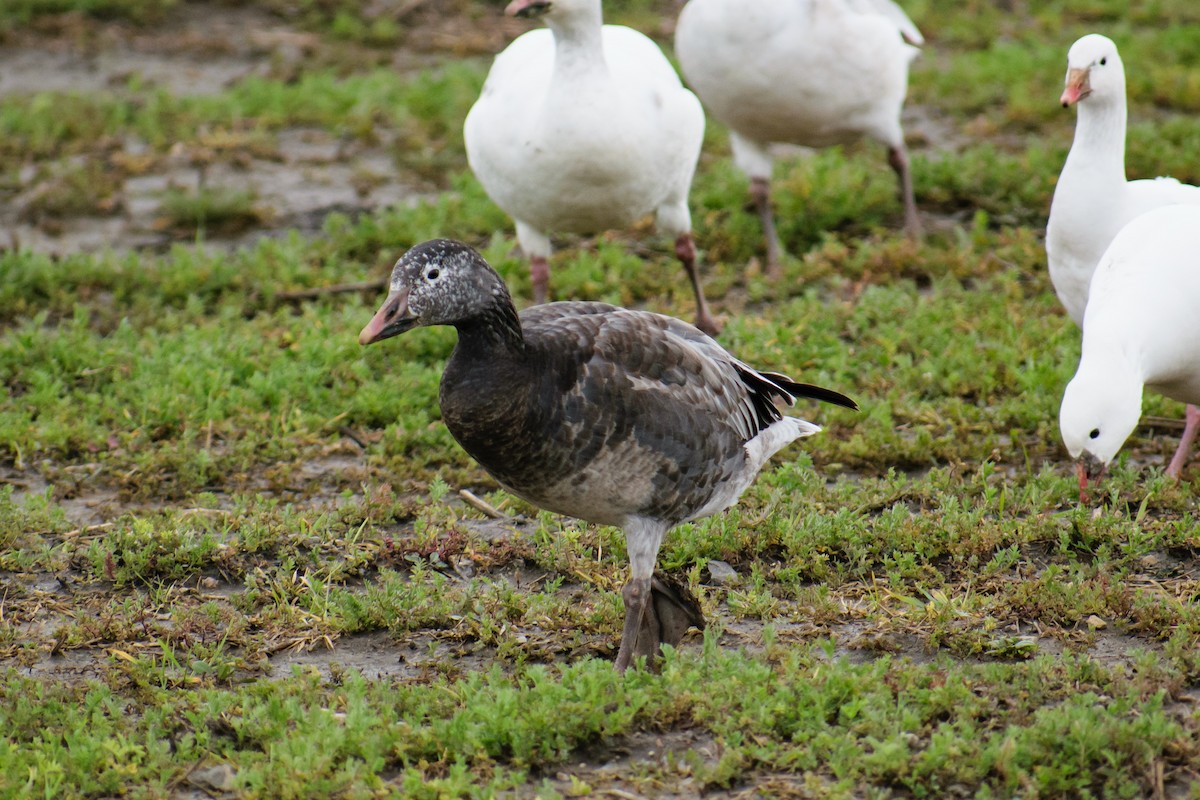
0 2 481 255
3 464 1175 686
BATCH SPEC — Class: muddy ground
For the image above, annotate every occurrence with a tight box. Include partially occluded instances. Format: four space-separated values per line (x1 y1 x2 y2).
0 2 516 254
8 452 1183 696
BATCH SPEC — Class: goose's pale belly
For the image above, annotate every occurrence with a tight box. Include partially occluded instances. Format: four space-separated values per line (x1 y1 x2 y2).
481 133 668 233
494 435 746 529
464 24 703 238
676 0 914 149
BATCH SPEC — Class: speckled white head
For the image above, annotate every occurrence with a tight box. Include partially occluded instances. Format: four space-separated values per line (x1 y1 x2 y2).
358 239 511 344
1061 34 1125 107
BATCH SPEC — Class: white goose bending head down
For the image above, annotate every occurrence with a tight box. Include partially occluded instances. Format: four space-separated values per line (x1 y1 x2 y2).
1059 205 1200 498
360 239 858 670
1047 34 1200 483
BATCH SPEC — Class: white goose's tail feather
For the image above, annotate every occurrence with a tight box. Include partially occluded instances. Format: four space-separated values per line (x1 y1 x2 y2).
744 417 821 476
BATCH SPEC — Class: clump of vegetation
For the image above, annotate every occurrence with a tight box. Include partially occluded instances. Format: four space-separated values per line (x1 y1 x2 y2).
0 0 176 29
159 185 262 234
18 160 123 222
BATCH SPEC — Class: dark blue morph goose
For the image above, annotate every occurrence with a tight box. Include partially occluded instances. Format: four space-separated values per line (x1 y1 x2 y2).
360 239 856 671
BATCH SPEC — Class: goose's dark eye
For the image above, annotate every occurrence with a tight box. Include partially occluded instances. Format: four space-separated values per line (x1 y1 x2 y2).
426 268 440 280
1089 428 1100 440
1099 57 1107 65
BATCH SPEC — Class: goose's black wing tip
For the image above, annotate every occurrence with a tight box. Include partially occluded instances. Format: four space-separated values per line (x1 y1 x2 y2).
788 382 859 411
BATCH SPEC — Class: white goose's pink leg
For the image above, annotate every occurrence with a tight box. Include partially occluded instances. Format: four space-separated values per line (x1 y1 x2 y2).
1165 404 1200 479
887 143 922 240
516 221 553 305
749 176 784 277
530 255 551 304
675 233 720 336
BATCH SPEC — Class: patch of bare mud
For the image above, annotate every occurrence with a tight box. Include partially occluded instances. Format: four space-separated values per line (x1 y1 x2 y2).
267 630 411 681
0 46 259 98
541 727 721 799
5 132 434 257
0 3 450 256
4 466 124 528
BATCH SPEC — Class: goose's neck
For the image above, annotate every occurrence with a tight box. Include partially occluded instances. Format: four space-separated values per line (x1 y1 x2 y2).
1064 95 1128 183
453 299 526 359
546 7 607 83
1082 329 1144 385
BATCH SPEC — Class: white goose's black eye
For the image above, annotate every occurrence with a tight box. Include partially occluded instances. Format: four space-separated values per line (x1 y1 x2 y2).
1099 57 1107 66
426 268 440 281
1089 428 1100 440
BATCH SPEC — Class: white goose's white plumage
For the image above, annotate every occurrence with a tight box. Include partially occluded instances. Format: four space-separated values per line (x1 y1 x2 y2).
1060 205 1200 489
674 0 923 270
464 0 716 333
1046 33 1200 326
1046 33 1200 482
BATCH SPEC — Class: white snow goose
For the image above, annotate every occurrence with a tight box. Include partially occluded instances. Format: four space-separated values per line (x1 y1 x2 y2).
1046 33 1200 478
359 239 857 670
464 0 716 334
674 0 924 272
1059 205 1200 496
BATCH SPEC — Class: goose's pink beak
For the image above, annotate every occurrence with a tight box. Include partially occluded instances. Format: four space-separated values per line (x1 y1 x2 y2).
506 0 550 18
359 289 414 345
1061 67 1090 107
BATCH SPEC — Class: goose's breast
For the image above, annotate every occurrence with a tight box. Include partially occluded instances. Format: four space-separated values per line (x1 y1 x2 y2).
482 117 671 232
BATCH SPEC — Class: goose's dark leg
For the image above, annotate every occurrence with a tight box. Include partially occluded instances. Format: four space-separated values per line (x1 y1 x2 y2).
614 519 667 672
748 177 785 278
632 573 705 663
674 233 720 336
887 143 922 240
617 578 652 671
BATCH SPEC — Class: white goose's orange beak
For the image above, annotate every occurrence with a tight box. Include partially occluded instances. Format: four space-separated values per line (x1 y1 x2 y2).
1075 453 1107 504
1061 67 1091 107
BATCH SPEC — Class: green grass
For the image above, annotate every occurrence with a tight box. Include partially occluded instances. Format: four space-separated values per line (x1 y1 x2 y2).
0 649 1194 797
0 0 176 28
160 185 261 232
3 0 1200 797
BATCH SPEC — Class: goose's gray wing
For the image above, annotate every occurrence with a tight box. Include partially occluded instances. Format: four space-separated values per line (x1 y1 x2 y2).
509 306 789 523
